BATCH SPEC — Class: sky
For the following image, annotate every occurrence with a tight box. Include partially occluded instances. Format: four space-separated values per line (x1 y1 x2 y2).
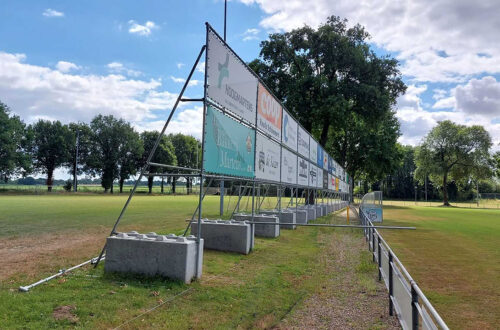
1 0 499 173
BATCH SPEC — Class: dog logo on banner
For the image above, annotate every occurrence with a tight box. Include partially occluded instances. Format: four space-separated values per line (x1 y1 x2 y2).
217 54 229 88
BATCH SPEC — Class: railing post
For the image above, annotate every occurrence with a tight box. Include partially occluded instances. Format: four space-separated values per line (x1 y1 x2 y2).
389 252 394 316
411 283 419 330
372 229 376 262
378 235 382 281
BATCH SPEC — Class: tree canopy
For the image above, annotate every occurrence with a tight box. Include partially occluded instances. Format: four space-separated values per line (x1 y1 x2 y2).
415 120 493 205
249 16 406 183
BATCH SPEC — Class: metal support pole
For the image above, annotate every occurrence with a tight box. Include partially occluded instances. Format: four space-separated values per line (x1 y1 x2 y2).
378 235 382 281
94 44 207 268
223 0 227 41
250 180 255 250
73 129 79 192
389 252 394 316
220 180 224 217
411 284 419 330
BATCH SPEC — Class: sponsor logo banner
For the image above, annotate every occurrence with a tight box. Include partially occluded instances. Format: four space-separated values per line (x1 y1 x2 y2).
255 133 281 182
335 178 339 191
363 208 383 223
206 29 257 125
328 173 334 191
257 83 282 140
328 156 335 175
309 163 318 188
203 105 255 178
297 156 309 186
317 146 323 168
316 168 323 188
323 170 328 189
309 138 317 163
323 151 328 170
282 110 297 151
281 147 297 184
297 125 309 158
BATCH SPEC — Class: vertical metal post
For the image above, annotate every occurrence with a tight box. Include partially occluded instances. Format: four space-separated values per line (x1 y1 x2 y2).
388 252 394 316
377 236 382 281
223 0 227 41
411 284 419 330
219 180 224 217
73 129 79 192
250 180 255 250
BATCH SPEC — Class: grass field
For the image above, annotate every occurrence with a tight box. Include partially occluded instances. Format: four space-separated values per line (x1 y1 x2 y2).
383 199 500 209
0 195 395 329
381 205 500 329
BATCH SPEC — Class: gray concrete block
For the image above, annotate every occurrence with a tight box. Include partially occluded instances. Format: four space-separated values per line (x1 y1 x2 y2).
299 206 316 221
190 219 253 254
321 204 328 216
260 210 297 229
233 214 280 238
104 232 202 283
285 208 308 224
315 204 323 217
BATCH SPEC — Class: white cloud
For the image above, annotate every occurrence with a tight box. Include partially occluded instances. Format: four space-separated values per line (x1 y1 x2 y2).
432 88 447 100
170 76 201 87
242 28 260 41
177 63 185 69
0 51 177 125
196 61 205 74
128 20 158 36
107 62 142 77
55 61 80 73
43 9 64 17
238 0 500 83
455 76 500 118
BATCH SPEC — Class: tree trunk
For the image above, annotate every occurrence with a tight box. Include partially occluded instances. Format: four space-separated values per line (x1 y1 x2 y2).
172 178 176 194
110 184 114 194
442 173 450 206
319 116 330 146
148 176 154 194
161 177 164 194
119 178 124 193
47 168 54 192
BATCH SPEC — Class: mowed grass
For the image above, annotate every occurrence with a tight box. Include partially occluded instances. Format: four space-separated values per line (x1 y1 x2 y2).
0 195 375 329
381 205 500 329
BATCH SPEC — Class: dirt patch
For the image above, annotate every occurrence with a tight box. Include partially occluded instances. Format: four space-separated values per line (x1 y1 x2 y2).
53 305 79 324
277 210 400 329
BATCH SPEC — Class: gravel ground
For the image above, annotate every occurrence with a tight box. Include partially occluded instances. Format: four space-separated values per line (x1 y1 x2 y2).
277 209 401 329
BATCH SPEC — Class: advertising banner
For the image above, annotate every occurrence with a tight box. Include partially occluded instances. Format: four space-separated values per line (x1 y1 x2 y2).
297 125 309 158
323 170 328 189
316 168 323 188
309 163 318 188
328 156 335 175
335 178 339 191
257 83 282 140
328 174 334 191
309 137 317 163
203 105 255 178
323 151 328 170
363 207 383 223
282 110 298 152
316 146 323 168
255 133 281 182
206 29 258 125
297 156 309 186
281 147 297 184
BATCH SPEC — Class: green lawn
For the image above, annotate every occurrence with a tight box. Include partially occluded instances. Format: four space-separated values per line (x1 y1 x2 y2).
381 205 500 329
1 195 383 329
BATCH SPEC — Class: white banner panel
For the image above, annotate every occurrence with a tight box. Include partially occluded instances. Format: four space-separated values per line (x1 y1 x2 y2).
282 110 297 152
257 83 282 140
297 125 309 158
322 151 328 170
297 156 309 186
255 133 280 182
309 138 318 163
328 174 334 191
281 147 297 184
309 163 318 188
206 29 258 125
316 168 323 188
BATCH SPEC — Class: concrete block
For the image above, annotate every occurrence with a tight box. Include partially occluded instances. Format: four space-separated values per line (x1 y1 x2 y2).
285 208 308 224
299 206 316 221
315 204 323 217
321 204 328 216
260 210 296 229
190 219 253 254
104 232 202 283
233 213 280 238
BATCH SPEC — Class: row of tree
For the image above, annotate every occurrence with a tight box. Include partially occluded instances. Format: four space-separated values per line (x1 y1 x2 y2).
0 101 200 193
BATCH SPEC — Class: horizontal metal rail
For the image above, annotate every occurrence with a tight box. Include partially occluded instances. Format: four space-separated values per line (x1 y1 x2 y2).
148 163 201 172
358 207 448 329
242 222 416 230
19 255 105 292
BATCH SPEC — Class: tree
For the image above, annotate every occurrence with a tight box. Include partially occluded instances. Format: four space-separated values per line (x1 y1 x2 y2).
117 128 143 193
0 102 31 182
415 120 493 206
169 134 200 194
249 16 406 185
493 152 500 179
30 120 73 191
86 115 139 193
141 131 177 194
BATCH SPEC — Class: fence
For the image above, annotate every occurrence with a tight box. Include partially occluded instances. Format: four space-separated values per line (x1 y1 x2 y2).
358 207 448 330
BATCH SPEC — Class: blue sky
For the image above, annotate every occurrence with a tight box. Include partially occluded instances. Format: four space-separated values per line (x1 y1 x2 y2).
1 0 499 157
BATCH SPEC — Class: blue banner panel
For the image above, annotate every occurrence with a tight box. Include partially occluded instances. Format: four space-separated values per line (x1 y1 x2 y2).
203 105 255 178
317 146 323 168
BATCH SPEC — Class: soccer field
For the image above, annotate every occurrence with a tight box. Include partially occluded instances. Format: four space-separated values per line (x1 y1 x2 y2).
0 195 395 329
381 205 500 329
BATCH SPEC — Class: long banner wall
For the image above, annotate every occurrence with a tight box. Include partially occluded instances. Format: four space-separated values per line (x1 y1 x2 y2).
203 24 350 193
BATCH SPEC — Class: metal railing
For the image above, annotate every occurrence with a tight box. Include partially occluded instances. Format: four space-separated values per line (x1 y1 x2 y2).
358 207 448 330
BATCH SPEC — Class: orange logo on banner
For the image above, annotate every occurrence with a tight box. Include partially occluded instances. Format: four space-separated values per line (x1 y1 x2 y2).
258 83 282 128
335 178 339 191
